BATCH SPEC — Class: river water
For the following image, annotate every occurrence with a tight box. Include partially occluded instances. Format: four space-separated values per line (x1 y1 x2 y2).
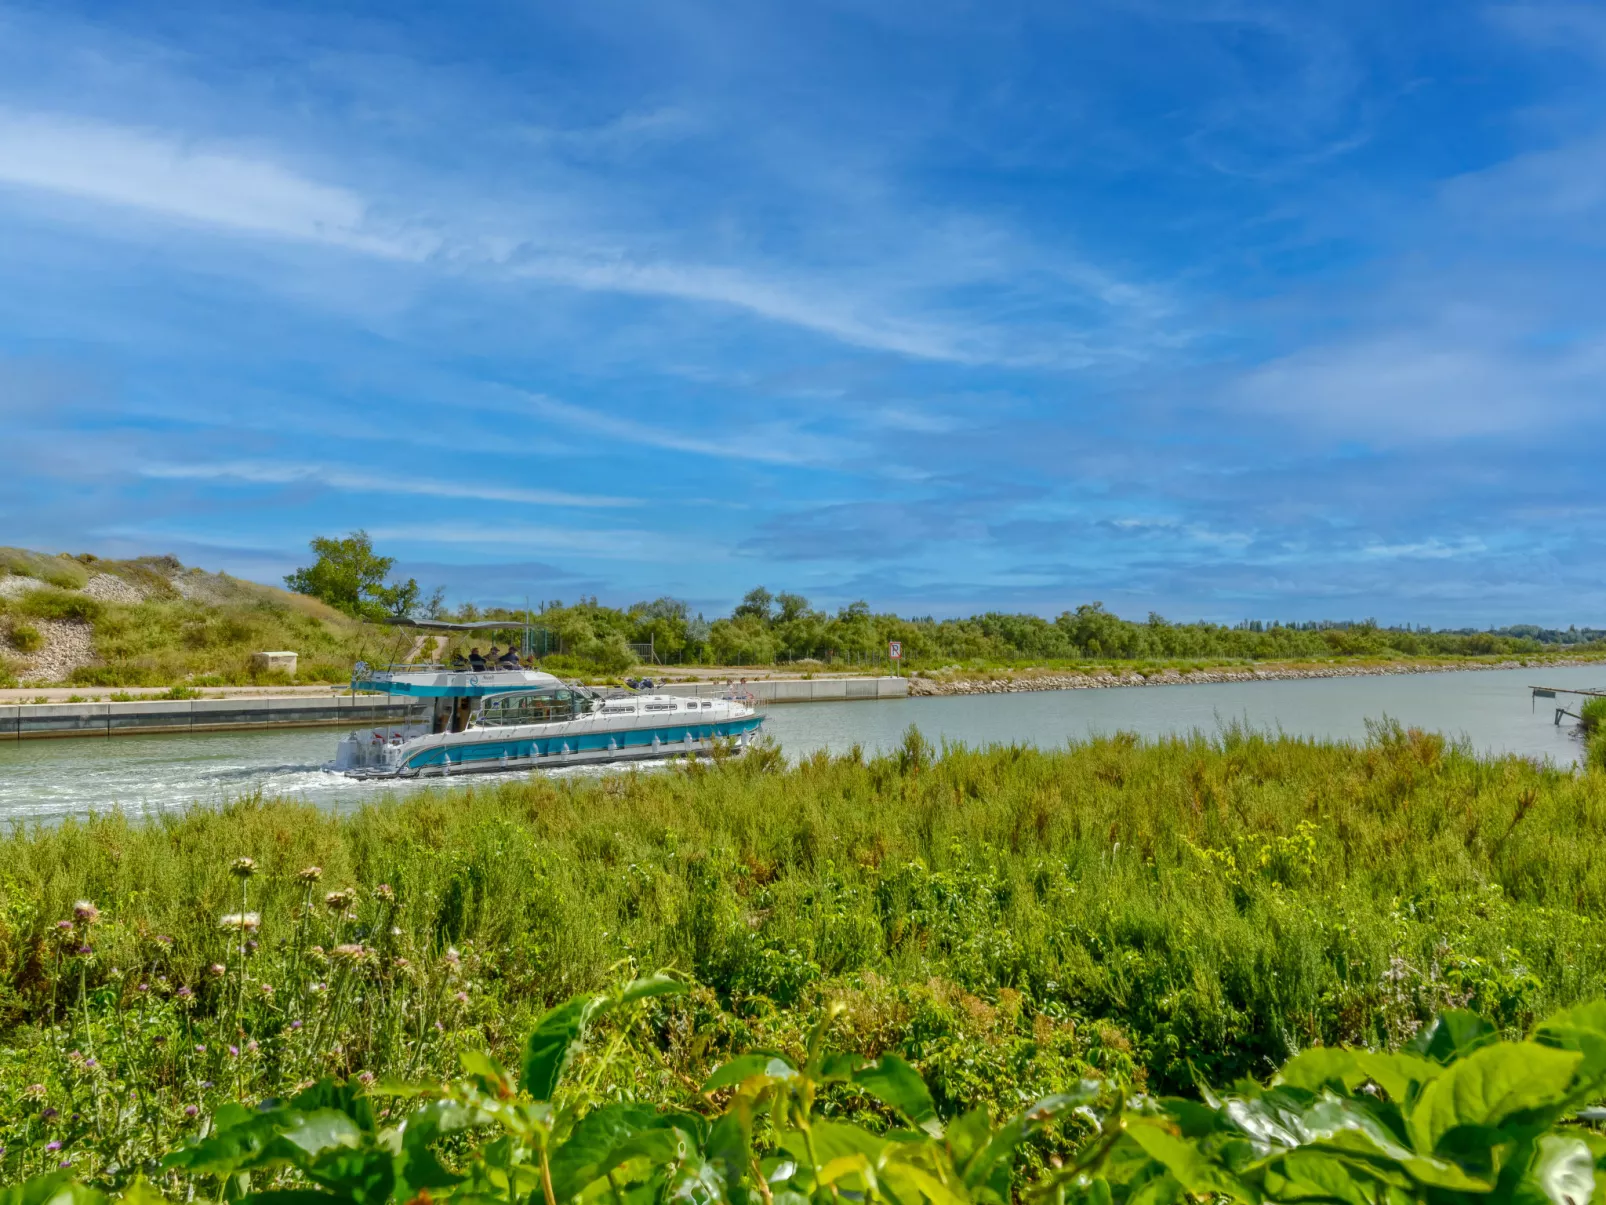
0 665 1597 824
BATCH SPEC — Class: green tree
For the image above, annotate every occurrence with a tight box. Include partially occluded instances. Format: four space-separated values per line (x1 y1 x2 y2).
284 531 423 620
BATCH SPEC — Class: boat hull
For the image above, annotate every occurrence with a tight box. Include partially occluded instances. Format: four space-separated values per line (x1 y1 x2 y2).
334 713 765 779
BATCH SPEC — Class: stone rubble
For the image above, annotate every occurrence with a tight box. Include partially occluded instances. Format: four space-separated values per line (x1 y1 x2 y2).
14 619 96 684
905 658 1570 696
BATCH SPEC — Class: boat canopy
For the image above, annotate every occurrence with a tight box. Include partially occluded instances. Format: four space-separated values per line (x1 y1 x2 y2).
353 664 564 699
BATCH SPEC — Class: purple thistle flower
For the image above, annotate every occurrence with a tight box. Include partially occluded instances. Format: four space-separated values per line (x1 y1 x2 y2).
42 1107 58 1120
45 1141 61 1152
201 1080 215 1089
291 1019 303 1030
184 1105 198 1117
77 945 92 956
84 1058 97 1069
228 1045 239 1057
194 1044 206 1054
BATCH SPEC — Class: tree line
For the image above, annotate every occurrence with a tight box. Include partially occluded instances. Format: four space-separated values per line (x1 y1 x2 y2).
288 532 1604 671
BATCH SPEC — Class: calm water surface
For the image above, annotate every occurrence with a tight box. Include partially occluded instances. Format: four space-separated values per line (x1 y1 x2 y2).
0 664 1597 824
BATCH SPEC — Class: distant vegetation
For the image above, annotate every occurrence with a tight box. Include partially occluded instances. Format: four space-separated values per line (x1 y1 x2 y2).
7 728 1606 1191
2 534 1604 686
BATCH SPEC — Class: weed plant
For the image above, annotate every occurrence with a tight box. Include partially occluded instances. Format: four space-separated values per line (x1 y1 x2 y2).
4 725 1606 1182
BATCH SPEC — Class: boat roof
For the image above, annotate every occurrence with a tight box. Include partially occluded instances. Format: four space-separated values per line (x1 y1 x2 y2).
354 666 566 698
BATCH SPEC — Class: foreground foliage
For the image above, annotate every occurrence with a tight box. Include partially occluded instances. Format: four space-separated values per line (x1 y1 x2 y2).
7 727 1606 1181
13 975 1606 1203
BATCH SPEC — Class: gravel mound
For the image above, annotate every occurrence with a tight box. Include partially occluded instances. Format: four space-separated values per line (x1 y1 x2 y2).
0 576 39 599
83 573 147 604
16 619 95 684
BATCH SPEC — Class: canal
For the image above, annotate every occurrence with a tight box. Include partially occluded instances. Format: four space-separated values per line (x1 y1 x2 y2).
0 664 1596 824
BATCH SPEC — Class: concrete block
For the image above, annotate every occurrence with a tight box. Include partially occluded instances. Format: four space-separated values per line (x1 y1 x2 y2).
251 651 298 675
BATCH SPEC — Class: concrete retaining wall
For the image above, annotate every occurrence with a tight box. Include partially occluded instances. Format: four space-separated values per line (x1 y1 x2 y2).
3 696 426 740
2 677 907 740
656 676 909 704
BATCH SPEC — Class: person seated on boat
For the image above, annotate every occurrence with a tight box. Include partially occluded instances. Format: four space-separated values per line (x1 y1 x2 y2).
468 647 486 671
448 648 468 669
498 647 521 668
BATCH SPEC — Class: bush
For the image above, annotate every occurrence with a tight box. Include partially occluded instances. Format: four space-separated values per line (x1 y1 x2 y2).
67 665 163 687
1580 695 1606 735
7 622 40 653
15 586 103 623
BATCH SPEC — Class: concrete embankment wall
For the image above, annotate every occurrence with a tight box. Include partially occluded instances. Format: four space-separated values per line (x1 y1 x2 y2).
2 696 426 741
658 676 909 704
2 677 908 740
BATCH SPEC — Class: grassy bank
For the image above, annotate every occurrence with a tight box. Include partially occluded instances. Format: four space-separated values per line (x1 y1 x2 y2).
4 725 1606 1179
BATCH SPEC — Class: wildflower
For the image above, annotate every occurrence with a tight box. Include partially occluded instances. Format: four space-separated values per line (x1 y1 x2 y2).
230 856 257 878
246 1040 259 1053
54 920 73 932
229 1045 239 1057
45 1141 61 1152
331 943 366 963
84 1058 97 1069
310 945 325 956
358 1070 376 1086
374 883 395 903
184 1105 198 1117
201 1080 215 1089
137 982 149 992
59 1161 72 1170
246 939 259 954
220 912 261 932
72 900 100 927
259 983 274 997
208 963 226 978
298 865 324 883
25 1083 45 1100
394 957 410 969
177 985 194 1000
155 934 174 946
194 1044 206 1054
324 889 355 912
291 1020 303 1030
42 1107 58 1120
454 991 469 1005
444 947 461 966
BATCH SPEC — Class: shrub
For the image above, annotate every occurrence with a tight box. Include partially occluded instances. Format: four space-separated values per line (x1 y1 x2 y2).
15 586 103 623
1580 695 1606 735
67 665 163 687
7 622 40 652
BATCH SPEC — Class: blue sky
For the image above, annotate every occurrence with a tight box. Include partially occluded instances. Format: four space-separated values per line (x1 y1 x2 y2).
2 0 1604 624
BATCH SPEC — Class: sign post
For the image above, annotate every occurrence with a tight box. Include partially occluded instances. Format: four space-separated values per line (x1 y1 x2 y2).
888 640 902 675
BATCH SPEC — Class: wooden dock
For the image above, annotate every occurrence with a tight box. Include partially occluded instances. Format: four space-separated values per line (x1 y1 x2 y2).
1530 684 1606 725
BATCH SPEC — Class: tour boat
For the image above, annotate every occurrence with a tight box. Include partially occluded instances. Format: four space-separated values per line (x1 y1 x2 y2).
327 662 763 779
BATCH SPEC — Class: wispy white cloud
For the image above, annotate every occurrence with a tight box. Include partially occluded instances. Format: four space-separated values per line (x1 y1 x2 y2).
0 110 435 258
366 521 718 561
520 392 857 467
139 461 640 508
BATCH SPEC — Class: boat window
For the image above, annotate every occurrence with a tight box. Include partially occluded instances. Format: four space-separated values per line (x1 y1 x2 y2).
644 702 675 711
700 701 713 709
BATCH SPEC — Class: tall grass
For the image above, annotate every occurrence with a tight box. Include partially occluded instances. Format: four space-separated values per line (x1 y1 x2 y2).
3 725 1605 1178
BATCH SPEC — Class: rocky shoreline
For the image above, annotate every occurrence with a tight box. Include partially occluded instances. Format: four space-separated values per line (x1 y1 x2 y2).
906 657 1596 696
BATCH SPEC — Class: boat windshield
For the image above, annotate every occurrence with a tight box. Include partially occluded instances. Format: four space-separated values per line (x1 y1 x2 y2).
475 688 593 727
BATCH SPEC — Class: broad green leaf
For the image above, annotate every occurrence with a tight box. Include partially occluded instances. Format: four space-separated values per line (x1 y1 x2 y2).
617 971 688 1006
273 1110 365 1160
1536 1001 1606 1090
703 1052 798 1092
459 1048 511 1091
1262 1150 1374 1205
1525 1134 1595 1205
944 1107 993 1176
1407 1010 1499 1065
521 995 604 1102
882 1163 968 1205
854 1054 941 1134
1407 1042 1582 1155
818 1154 877 1191
965 1088 1100 1193
1124 1119 1255 1201
548 1103 665 1198
1276 1048 1368 1094
0 1173 109 1205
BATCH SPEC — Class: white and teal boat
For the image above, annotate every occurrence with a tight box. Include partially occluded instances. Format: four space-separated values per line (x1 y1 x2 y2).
328 663 762 779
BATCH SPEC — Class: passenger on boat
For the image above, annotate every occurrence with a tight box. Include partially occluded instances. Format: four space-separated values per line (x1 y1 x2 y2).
448 649 468 669
498 647 521 668
468 647 486 671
